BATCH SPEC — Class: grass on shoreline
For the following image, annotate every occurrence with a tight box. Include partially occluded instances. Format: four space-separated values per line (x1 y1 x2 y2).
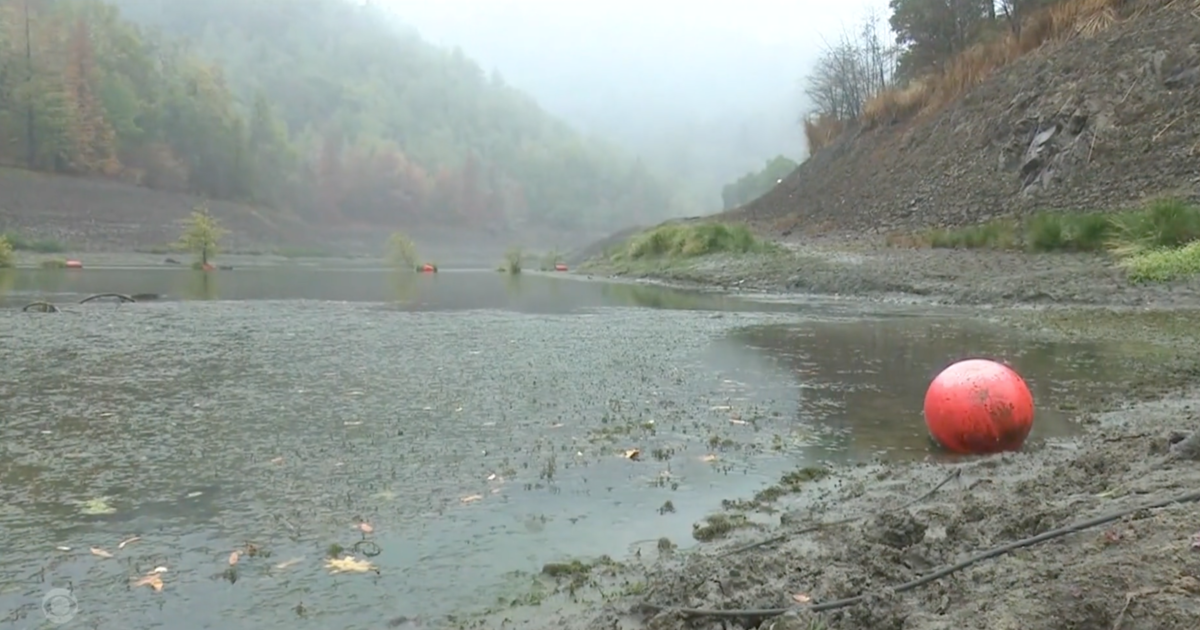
895 199 1200 282
609 222 775 262
1 231 67 253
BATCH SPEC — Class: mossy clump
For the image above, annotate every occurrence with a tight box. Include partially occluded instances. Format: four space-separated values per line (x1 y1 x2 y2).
692 512 752 542
617 222 773 260
39 258 67 269
1121 241 1200 283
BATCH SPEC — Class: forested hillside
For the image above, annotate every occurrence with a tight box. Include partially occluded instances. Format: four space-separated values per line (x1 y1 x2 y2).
0 0 680 235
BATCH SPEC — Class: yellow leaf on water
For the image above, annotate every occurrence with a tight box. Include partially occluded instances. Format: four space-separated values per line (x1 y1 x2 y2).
118 536 140 549
133 573 164 591
623 449 641 461
324 556 375 574
228 551 240 565
357 522 374 534
701 454 718 462
90 547 113 558
460 494 483 503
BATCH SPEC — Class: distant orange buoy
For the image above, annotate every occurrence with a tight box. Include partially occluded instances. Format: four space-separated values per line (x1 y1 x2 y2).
65 260 83 268
554 263 568 272
923 359 1034 454
420 263 437 273
201 263 215 271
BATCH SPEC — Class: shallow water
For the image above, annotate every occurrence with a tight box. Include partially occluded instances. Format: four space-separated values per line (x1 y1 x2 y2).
0 268 1138 627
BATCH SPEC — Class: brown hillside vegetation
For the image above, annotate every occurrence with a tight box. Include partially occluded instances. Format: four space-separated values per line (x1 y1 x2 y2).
733 0 1200 236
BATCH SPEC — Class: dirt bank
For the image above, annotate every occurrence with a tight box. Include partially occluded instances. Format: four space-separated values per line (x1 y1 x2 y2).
578 232 1200 308
457 312 1200 630
725 0 1200 238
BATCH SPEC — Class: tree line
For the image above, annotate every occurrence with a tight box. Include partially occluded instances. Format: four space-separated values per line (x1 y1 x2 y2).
0 0 684 233
720 155 798 211
802 0 1061 129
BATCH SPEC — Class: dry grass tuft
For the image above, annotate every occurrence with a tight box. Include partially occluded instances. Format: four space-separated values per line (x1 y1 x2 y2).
803 114 845 155
861 0 1140 128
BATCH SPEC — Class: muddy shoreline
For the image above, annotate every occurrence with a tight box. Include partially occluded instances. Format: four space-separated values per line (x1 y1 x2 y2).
455 313 1200 630
576 233 1200 309
453 241 1200 630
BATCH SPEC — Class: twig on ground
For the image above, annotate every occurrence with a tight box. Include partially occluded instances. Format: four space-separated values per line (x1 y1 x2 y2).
640 489 1200 623
22 301 60 313
720 468 963 558
79 293 136 304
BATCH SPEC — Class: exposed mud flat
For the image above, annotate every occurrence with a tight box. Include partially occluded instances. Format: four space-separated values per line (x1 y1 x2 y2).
580 234 1200 308
453 309 1200 630
461 389 1200 630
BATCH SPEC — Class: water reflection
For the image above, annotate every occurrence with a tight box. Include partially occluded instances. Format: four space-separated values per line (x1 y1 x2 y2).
732 318 1141 461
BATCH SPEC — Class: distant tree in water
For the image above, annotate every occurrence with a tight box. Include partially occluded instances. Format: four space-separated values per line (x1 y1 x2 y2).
177 205 227 266
0 235 13 268
721 156 798 210
386 231 419 270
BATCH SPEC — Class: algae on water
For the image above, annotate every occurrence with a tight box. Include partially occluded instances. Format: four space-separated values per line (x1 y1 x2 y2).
80 497 116 515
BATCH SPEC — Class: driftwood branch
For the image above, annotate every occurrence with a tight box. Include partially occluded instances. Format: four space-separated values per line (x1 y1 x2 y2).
638 489 1200 623
22 301 60 313
79 293 136 304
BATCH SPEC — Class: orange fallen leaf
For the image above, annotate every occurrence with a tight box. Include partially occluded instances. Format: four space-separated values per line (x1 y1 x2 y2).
623 449 641 461
792 593 812 604
460 494 483 503
228 551 240 565
357 522 374 534
90 547 113 558
133 573 164 591
118 536 140 549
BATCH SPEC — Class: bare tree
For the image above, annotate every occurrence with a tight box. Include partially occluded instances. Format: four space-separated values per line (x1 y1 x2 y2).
803 9 899 121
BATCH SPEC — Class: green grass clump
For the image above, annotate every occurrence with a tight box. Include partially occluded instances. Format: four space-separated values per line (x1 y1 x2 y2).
619 222 770 260
39 259 67 269
0 235 12 267
0 232 66 253
921 199 1200 256
1121 241 1200 283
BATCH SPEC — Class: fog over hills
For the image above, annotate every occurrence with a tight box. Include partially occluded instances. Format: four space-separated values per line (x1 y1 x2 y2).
375 0 890 208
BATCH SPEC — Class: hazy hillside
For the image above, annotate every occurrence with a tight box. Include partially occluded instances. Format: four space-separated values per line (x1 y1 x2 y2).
728 0 1200 236
0 0 686 242
375 0 839 209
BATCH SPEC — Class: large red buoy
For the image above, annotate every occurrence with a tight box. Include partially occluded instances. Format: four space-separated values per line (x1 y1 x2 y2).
923 359 1034 454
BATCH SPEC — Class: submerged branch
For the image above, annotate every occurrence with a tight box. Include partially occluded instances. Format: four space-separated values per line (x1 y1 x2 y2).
22 301 60 313
79 293 137 304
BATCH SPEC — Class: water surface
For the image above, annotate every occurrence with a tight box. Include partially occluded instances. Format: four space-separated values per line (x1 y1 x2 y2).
0 268 1141 628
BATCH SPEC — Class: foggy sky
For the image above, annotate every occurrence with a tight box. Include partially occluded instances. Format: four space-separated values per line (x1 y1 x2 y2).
374 0 891 203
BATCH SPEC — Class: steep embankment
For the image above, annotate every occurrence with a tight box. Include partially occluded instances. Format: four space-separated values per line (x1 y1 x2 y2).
729 0 1200 237
0 167 307 251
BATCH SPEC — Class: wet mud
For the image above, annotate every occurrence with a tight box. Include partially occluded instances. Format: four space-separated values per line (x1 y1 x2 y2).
460 384 1200 630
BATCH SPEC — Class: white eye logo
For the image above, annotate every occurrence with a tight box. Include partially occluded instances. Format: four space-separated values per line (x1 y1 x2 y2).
42 588 78 624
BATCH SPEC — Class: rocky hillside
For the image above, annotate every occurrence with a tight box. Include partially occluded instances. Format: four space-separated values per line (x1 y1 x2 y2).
729 0 1200 237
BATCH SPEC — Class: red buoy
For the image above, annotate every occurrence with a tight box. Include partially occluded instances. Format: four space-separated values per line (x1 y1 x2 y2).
420 263 436 273
554 263 568 272
65 260 83 268
923 359 1034 454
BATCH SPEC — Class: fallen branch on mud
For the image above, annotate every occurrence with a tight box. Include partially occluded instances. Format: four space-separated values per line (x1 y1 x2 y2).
638 488 1200 623
22 301 60 313
79 293 136 304
720 468 963 558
